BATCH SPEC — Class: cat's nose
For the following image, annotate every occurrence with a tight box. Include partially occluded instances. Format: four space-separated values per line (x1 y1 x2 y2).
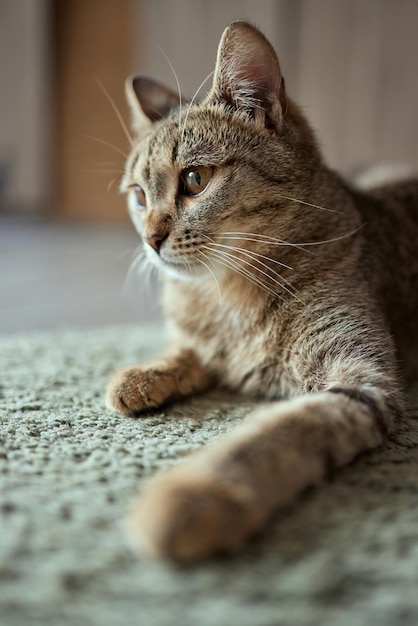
145 233 167 253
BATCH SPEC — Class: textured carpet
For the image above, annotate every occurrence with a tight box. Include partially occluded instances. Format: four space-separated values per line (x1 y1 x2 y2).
1 325 418 626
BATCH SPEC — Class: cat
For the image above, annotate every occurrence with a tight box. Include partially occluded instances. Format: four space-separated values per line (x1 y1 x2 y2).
106 21 418 562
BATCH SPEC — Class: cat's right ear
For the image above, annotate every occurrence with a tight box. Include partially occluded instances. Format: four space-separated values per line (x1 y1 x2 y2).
126 76 181 132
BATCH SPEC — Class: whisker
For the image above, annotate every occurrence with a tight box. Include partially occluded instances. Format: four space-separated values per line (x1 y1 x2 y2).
86 169 125 174
97 161 123 166
198 251 223 308
156 43 183 134
203 241 304 304
217 225 364 248
221 248 299 303
203 247 284 302
205 249 283 302
203 236 293 270
123 247 146 296
203 248 269 295
183 253 193 276
291 223 366 246
276 193 342 214
217 232 312 254
82 134 128 159
180 71 215 144
116 245 142 263
106 178 118 192
144 256 157 295
95 77 134 147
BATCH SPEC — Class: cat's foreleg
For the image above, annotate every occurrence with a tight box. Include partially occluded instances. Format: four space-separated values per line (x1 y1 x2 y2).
126 381 401 561
106 348 212 416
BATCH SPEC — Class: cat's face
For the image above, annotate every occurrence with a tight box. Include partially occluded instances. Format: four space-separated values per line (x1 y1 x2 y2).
121 22 317 282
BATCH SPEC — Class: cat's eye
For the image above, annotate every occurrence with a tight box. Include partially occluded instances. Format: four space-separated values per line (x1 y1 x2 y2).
133 185 147 210
181 166 213 196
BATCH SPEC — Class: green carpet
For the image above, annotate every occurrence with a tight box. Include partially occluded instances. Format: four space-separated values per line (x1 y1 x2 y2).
1 325 418 626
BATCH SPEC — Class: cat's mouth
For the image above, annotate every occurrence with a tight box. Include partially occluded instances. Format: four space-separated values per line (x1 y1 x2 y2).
145 235 214 281
161 257 188 269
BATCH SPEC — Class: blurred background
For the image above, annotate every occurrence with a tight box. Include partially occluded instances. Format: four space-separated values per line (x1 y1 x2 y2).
1 0 417 332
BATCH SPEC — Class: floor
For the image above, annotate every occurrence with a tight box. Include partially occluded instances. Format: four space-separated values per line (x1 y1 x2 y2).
0 216 162 333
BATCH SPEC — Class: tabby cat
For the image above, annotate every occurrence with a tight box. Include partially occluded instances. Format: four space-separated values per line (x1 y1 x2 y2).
106 22 418 562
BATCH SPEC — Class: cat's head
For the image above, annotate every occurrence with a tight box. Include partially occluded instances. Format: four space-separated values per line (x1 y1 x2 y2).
121 21 319 282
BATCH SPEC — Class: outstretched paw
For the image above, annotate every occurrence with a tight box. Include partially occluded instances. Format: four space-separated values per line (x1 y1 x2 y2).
126 467 265 562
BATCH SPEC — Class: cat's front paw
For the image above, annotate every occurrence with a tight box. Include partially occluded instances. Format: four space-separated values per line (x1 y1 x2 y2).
126 468 265 562
106 366 173 416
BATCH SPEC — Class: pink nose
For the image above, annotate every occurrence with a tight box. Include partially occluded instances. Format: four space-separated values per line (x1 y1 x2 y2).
145 233 167 253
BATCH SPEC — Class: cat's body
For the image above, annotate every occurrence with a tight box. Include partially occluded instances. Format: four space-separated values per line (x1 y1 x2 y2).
164 177 418 397
107 22 418 561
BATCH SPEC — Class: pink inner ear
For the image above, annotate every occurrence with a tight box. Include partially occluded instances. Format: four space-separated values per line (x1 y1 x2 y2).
212 22 287 119
132 77 181 122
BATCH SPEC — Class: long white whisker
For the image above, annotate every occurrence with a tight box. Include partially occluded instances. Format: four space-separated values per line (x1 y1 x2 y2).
221 231 295 242
216 232 312 254
203 248 272 297
95 77 134 147
203 241 304 304
180 71 215 144
220 236 314 255
123 247 146 297
203 247 285 302
146 258 158 295
86 169 125 174
116 245 142 263
156 44 183 133
203 236 293 270
183 253 193 276
291 224 366 246
82 135 128 159
206 249 283 302
224 248 300 303
106 178 118 192
218 225 364 248
276 193 342 214
198 251 222 308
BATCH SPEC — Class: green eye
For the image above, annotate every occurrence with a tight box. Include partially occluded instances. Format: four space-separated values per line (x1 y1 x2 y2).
181 166 213 196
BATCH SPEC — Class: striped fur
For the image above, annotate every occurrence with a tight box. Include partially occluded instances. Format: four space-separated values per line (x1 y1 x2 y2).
106 22 418 561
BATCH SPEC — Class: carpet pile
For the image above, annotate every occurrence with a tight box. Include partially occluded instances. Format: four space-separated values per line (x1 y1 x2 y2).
1 325 418 626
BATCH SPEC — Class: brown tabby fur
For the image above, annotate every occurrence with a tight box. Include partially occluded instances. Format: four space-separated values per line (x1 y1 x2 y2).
106 22 418 562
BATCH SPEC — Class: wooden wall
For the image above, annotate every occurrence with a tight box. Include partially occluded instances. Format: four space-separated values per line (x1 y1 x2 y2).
54 0 140 221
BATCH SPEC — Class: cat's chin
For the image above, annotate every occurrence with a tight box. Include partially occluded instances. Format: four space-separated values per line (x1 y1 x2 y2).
160 259 208 282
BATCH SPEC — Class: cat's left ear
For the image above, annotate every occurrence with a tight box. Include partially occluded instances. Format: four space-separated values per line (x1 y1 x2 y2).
208 22 287 129
126 76 181 132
